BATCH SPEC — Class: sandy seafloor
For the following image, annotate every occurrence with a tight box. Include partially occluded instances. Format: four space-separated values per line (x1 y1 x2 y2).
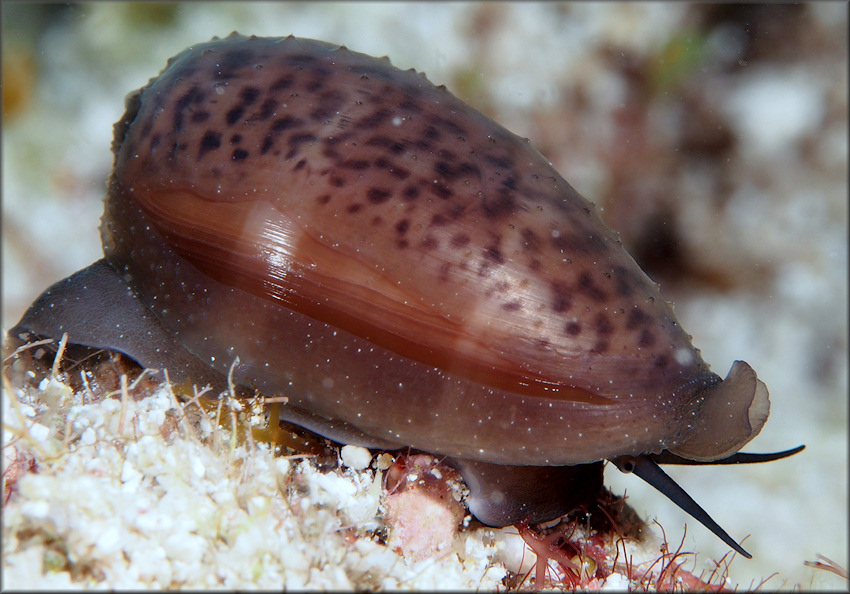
2 2 847 590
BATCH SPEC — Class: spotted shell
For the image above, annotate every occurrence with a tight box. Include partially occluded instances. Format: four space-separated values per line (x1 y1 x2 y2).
89 32 771 467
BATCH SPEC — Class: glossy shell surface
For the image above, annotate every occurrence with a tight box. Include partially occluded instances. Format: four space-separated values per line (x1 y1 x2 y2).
102 33 728 466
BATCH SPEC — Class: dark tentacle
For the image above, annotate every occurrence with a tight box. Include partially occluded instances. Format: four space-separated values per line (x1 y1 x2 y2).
651 445 804 466
611 455 753 559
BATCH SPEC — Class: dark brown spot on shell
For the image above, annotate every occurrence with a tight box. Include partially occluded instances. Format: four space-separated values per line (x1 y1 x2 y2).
403 185 420 200
255 97 278 120
522 228 541 252
437 148 457 161
434 161 455 178
448 205 466 220
421 236 439 250
550 281 572 313
317 89 344 110
374 158 411 180
484 153 512 170
481 193 517 219
502 301 522 312
432 115 467 137
342 159 370 170
431 214 448 227
305 75 325 93
365 135 395 148
240 86 261 104
501 176 518 191
322 145 341 160
430 182 454 199
638 329 656 346
591 340 609 353
627 307 649 329
458 161 482 178
485 247 504 264
594 313 614 336
269 75 293 91
198 130 221 158
578 272 607 303
271 116 300 133
423 125 440 140
359 108 393 129
451 233 470 248
368 188 392 204
173 86 204 132
226 105 246 126
310 105 334 121
399 97 421 113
